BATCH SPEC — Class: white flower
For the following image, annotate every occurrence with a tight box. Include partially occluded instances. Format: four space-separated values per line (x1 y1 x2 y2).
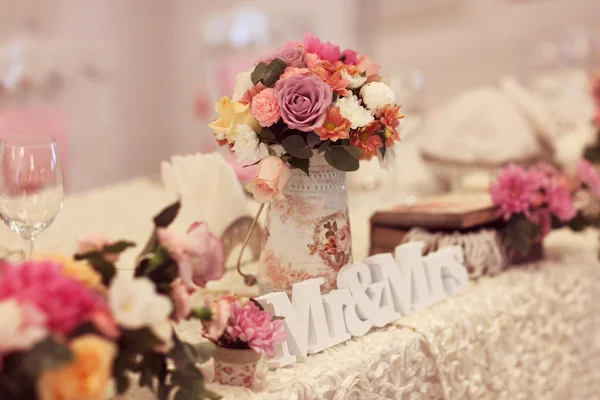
232 124 260 164
377 140 400 171
335 95 374 129
0 299 47 354
109 273 172 330
360 82 396 114
232 71 254 102
341 70 367 89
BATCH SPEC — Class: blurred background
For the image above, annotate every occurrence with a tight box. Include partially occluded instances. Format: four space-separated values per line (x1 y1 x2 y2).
0 0 598 193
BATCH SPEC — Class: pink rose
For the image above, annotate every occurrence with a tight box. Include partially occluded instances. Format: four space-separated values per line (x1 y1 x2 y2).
156 222 225 288
335 225 350 252
77 234 120 263
170 278 193 322
274 75 333 132
245 156 291 203
258 46 306 68
356 54 380 79
251 88 280 127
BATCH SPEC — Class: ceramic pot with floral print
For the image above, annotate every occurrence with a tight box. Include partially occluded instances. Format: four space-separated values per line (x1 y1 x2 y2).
213 347 261 388
259 153 352 294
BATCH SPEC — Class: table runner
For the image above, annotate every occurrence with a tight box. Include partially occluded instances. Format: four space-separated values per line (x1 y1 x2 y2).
2 179 598 399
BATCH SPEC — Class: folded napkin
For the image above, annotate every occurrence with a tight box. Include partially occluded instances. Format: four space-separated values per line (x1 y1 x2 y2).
160 152 251 236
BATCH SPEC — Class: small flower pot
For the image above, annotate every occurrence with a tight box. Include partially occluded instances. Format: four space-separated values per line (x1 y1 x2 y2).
213 347 261 388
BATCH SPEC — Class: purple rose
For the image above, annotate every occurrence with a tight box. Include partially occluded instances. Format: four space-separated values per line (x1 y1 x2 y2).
274 75 333 132
258 46 306 68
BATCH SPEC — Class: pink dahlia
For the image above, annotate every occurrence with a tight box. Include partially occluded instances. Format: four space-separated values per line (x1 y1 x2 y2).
226 301 287 358
490 164 538 220
577 160 600 199
546 181 576 222
0 260 106 336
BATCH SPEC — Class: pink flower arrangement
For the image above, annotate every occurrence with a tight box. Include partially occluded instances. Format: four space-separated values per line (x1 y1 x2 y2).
490 164 538 220
208 33 400 203
202 295 287 358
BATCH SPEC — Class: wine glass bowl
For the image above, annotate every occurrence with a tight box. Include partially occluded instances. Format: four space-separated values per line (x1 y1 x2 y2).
0 135 64 257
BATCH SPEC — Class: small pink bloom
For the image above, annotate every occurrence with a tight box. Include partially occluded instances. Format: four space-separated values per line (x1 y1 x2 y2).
226 300 287 358
576 160 600 199
335 225 350 252
251 88 280 127
204 296 232 342
77 234 119 263
302 33 341 63
546 181 576 222
0 260 106 336
240 83 266 106
356 54 380 79
280 67 310 80
304 52 320 67
490 164 539 220
170 278 194 322
88 307 120 339
245 156 291 203
340 49 358 65
157 222 225 288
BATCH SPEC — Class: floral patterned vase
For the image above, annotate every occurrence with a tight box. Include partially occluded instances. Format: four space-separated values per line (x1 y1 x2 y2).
259 153 352 294
213 347 261 388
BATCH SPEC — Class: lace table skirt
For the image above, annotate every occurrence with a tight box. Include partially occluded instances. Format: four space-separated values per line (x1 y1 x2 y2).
3 179 597 400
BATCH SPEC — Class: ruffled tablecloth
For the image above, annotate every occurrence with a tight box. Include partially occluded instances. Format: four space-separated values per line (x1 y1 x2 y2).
2 179 599 400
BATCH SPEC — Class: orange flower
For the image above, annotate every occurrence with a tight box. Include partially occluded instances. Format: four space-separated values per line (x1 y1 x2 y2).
318 107 351 142
37 335 117 400
312 62 351 96
380 105 404 146
351 121 383 160
45 254 105 294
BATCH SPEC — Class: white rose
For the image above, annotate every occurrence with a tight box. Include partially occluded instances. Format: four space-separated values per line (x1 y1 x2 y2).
232 71 254 102
335 95 374 129
109 273 173 329
360 82 396 114
341 70 367 89
232 124 260 164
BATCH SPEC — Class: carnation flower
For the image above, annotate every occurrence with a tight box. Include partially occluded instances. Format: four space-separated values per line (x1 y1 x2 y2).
232 124 261 164
335 95 374 129
240 83 266 106
546 181 576 222
490 164 538 220
226 300 287 357
577 160 600 199
251 88 280 127
341 69 367 89
232 71 254 102
0 260 106 336
318 106 351 142
351 121 383 161
360 82 396 114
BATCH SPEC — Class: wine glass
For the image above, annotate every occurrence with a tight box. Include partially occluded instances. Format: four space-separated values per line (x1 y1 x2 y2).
0 135 64 258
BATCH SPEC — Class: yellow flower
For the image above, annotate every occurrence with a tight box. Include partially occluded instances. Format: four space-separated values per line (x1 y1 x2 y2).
48 254 105 293
208 96 260 143
37 335 117 400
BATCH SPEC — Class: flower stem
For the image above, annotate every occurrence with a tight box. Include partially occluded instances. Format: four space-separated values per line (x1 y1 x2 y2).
236 203 265 286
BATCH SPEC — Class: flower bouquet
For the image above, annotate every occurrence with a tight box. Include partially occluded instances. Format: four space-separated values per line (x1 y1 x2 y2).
583 71 600 164
0 201 226 400
491 161 600 259
208 33 404 293
201 295 286 388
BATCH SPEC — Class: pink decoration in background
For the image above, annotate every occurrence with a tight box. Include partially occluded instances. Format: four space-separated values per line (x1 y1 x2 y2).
224 150 256 185
0 108 69 188
218 57 255 97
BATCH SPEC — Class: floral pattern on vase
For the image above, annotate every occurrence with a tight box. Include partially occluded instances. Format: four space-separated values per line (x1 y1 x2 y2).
259 154 351 293
213 348 261 388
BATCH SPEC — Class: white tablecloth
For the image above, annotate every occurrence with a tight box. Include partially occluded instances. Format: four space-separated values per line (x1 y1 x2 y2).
2 178 599 400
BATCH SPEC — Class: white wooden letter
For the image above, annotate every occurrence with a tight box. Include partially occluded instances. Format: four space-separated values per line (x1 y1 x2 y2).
322 289 352 346
394 242 434 310
364 253 408 316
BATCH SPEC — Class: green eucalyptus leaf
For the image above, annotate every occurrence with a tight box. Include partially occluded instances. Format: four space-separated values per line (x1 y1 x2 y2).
306 132 322 147
262 58 287 87
503 214 541 255
116 374 130 395
122 328 162 353
87 257 116 286
259 127 276 142
325 147 360 171
281 153 292 162
318 141 332 154
282 135 313 159
154 201 181 228
567 212 589 232
251 62 266 85
288 157 310 176
342 145 363 160
267 146 277 156
379 144 386 159
102 240 136 254
24 336 73 375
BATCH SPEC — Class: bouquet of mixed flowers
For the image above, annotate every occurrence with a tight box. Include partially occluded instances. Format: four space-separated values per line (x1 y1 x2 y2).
584 70 600 163
0 201 226 400
490 160 600 255
209 33 404 202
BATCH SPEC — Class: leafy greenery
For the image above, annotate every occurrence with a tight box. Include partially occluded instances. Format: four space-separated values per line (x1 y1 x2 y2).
250 62 266 85
250 58 286 88
288 157 310 176
324 146 361 171
282 134 314 159
502 214 541 255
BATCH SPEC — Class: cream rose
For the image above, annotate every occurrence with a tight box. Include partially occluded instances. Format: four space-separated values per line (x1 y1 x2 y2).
208 96 261 143
245 156 291 203
360 82 396 114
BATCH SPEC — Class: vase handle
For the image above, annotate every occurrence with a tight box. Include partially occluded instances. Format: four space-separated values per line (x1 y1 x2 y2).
235 203 265 286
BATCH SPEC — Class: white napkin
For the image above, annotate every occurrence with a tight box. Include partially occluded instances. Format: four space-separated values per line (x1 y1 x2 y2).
160 152 251 236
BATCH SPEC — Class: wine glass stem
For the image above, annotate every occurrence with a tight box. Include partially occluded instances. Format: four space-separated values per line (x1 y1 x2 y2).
24 238 34 259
